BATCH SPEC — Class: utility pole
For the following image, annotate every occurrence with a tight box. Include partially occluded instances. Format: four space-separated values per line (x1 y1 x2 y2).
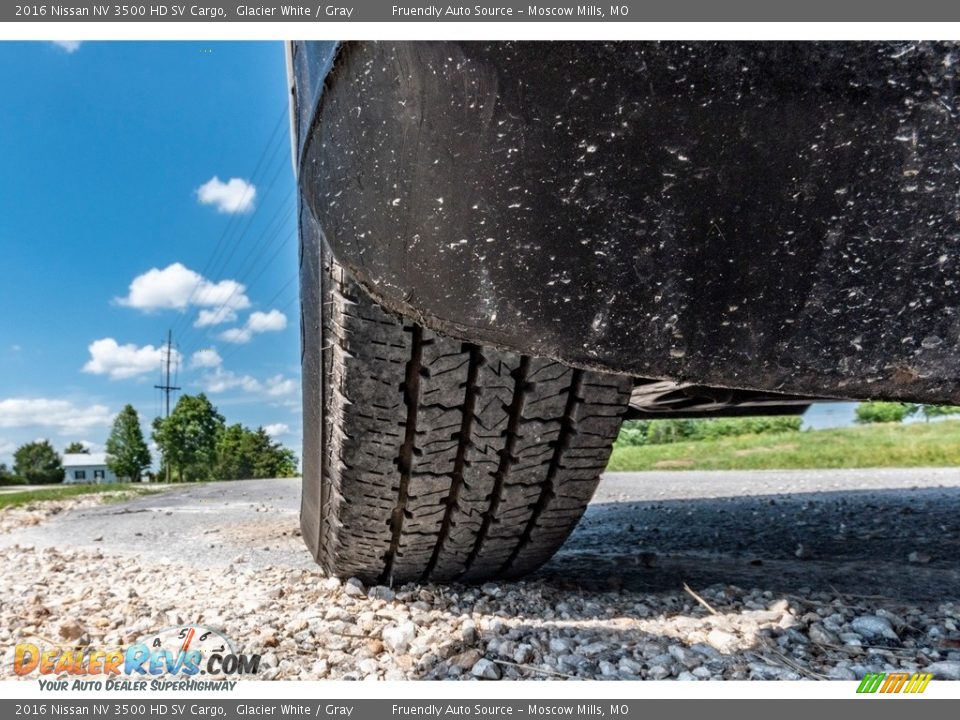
154 330 180 483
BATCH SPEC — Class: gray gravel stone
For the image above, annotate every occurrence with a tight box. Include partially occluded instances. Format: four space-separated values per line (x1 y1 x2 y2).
925 661 960 680
851 615 898 641
471 658 502 680
368 585 395 601
343 578 365 597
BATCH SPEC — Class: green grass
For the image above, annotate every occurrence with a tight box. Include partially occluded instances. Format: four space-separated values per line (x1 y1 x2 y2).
607 420 960 472
0 484 160 510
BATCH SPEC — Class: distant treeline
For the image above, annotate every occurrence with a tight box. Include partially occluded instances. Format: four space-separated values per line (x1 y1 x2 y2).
615 401 960 448
615 416 803 447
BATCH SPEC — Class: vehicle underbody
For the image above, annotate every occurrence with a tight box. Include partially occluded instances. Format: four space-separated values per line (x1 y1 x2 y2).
289 41 960 582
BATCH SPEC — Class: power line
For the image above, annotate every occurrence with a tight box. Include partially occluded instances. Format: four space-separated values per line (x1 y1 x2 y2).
174 160 296 353
179 231 297 364
154 330 181 419
181 270 299 367
178 200 298 359
214 275 300 366
171 107 290 340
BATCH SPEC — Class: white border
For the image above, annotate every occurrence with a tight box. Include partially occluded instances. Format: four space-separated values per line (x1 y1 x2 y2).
6 21 960 41
1 678 958 699
2 15 959 703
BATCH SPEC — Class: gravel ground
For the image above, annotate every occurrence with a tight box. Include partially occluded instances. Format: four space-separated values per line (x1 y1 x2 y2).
1 472 959 682
0 492 144 534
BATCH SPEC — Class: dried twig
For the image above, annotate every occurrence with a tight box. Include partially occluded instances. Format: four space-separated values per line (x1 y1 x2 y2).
493 658 579 680
828 585 894 602
683 582 719 615
758 639 829 680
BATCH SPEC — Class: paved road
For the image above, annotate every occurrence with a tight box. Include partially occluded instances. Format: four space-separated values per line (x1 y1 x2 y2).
3 468 958 600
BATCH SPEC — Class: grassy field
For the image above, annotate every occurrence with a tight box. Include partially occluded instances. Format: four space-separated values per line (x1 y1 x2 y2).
607 420 960 472
0 483 160 510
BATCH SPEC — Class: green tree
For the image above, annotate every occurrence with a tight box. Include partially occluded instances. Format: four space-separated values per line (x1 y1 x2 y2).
214 424 298 480
106 404 152 482
855 402 919 424
215 424 254 481
13 440 64 484
919 404 960 422
248 427 298 478
0 463 24 486
64 442 89 454
153 394 224 482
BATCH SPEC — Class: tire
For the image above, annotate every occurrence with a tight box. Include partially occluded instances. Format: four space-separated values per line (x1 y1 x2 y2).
300 251 632 585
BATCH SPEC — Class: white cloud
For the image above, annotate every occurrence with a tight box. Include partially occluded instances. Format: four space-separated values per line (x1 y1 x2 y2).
11 345 21 352
219 309 288 344
116 263 250 314
263 423 289 438
190 349 222 369
196 176 256 214
247 310 288 333
0 399 113 434
265 374 297 397
218 327 252 344
201 368 261 394
197 369 296 399
194 307 237 328
83 338 177 380
52 41 82 53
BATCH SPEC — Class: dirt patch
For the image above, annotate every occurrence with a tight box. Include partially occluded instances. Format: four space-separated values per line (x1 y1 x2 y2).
732 443 799 457
0 494 135 535
653 459 695 469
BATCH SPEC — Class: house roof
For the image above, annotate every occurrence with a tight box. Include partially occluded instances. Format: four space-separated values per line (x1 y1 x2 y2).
62 453 109 467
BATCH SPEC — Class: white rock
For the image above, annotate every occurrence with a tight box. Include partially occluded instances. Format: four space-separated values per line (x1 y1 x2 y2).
357 658 380 675
706 629 739 654
382 621 416 654
461 619 478 644
321 577 341 592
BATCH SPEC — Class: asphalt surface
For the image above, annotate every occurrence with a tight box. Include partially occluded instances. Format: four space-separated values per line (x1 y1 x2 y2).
2 468 959 601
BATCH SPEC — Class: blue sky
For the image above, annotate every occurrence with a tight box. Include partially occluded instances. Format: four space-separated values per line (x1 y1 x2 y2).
0 41 301 465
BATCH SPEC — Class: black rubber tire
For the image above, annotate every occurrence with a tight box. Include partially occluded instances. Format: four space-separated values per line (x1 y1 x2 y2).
300 252 632 585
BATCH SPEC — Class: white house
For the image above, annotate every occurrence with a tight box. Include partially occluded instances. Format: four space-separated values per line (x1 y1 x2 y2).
62 453 118 484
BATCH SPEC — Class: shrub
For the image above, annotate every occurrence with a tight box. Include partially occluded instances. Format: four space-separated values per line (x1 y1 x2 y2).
0 464 26 486
615 415 802 446
919 404 960 422
855 402 918 424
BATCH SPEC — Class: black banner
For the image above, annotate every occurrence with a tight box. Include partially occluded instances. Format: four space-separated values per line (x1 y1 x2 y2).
5 0 960 22
3 699 959 720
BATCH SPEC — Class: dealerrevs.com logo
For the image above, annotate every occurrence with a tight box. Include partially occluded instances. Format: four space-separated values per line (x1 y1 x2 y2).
856 672 933 695
14 624 260 691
